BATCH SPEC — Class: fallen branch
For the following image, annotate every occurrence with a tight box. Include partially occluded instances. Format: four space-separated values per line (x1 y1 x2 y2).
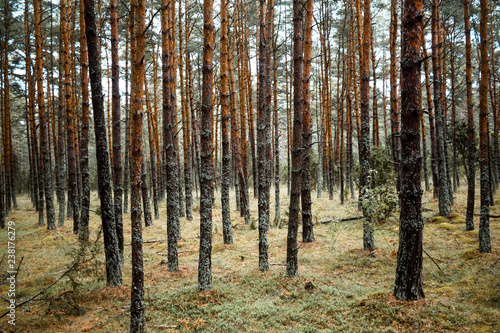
423 249 445 275
124 239 166 246
319 215 364 224
0 263 78 319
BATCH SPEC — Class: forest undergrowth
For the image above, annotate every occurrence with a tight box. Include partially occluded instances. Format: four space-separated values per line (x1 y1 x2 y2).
0 185 498 332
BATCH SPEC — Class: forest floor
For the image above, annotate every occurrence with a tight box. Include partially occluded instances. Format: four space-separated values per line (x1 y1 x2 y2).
0 185 499 332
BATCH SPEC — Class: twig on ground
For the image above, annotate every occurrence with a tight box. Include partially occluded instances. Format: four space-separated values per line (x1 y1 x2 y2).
319 215 364 224
423 249 445 275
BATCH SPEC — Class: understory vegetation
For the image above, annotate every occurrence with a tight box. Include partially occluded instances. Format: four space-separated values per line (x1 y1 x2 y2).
0 185 498 332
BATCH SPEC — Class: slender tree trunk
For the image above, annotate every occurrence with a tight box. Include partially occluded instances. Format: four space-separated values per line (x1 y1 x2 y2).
464 0 475 231
83 0 123 287
390 0 400 189
179 0 193 221
287 0 304 278
35 0 56 229
257 0 270 272
360 0 375 251
63 0 80 233
220 0 232 245
432 0 451 217
394 0 425 301
79 0 90 242
128 0 145 328
302 0 314 243
198 0 214 291
110 0 123 260
230 39 250 225
422 41 438 198
144 80 159 220
162 0 179 272
478 0 491 253
123 20 130 214
141 157 152 227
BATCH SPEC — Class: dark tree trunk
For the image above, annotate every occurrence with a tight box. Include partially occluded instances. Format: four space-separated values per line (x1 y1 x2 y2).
220 0 232 245
478 0 491 253
162 0 179 272
198 0 214 291
79 0 90 242
83 0 123 287
286 0 304 278
110 0 123 261
35 0 56 230
63 0 80 234
57 26 66 227
432 0 451 217
390 0 400 189
464 0 475 231
360 0 375 251
141 157 152 227
301 0 314 243
258 0 270 272
128 0 146 329
393 0 425 301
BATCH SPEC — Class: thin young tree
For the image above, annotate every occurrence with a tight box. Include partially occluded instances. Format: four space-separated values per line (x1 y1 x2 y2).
393 0 425 301
83 0 123 287
478 0 491 253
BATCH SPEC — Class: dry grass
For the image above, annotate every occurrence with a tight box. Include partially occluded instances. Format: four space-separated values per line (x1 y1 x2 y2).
0 185 499 332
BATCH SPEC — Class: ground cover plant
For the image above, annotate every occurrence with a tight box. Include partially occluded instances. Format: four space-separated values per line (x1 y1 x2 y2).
0 186 498 332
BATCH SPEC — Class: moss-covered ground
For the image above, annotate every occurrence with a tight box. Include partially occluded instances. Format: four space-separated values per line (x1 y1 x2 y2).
0 186 498 332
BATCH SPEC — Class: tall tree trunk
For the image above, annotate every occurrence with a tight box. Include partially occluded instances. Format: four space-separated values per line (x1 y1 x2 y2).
110 0 123 260
302 0 314 243
258 0 270 272
220 0 232 245
198 0 214 291
422 40 438 198
83 0 123 287
286 0 304 278
394 0 425 301
63 0 80 233
390 0 400 189
464 0 475 231
144 79 159 220
162 0 179 272
229 38 250 225
35 0 56 229
432 0 451 217
123 20 130 214
478 0 491 253
180 0 193 221
360 0 375 251
79 0 90 242
128 0 145 328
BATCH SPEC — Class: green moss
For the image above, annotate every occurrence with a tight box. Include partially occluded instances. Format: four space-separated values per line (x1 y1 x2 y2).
438 222 459 231
430 216 449 224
